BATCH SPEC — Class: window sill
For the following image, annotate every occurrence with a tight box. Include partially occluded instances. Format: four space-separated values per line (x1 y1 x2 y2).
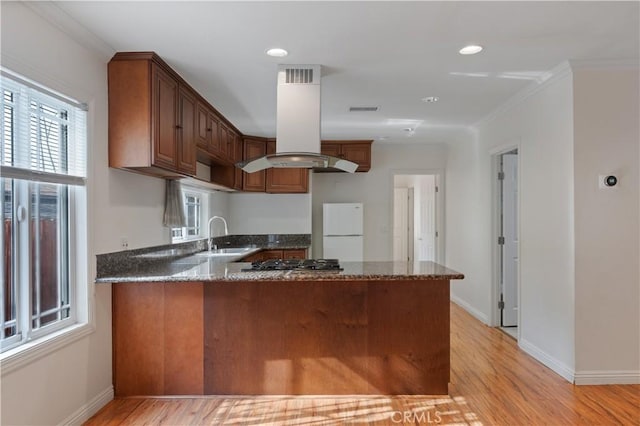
0 322 95 376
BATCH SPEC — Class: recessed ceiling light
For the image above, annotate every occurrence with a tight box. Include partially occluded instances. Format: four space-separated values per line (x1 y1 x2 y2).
266 48 288 57
459 45 483 55
422 96 439 103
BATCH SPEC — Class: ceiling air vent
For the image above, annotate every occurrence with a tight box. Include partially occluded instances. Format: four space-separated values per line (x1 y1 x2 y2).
285 67 314 84
349 106 380 112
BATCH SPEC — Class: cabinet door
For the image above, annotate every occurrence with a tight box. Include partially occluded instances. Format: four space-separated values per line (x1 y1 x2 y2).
260 250 285 260
266 140 309 193
320 143 341 158
243 250 284 262
242 138 266 192
282 249 307 260
219 123 229 161
232 132 243 190
209 114 221 155
177 86 197 175
151 64 178 170
196 102 210 150
342 143 371 172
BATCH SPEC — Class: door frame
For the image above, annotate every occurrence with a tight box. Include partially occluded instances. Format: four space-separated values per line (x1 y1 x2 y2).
392 187 409 261
490 143 521 333
389 168 445 264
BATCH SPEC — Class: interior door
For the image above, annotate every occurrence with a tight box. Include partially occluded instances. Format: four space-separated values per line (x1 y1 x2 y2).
393 188 408 261
501 152 518 327
418 175 436 262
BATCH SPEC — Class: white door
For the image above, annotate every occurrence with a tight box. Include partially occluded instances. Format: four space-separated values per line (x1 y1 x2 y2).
418 175 436 262
393 188 408 261
501 153 518 327
407 188 415 263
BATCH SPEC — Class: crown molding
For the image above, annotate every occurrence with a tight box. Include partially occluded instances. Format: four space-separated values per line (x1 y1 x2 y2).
473 61 572 130
23 2 115 61
569 58 640 70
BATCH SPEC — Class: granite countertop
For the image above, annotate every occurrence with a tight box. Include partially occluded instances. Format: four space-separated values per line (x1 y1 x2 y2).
97 256 464 283
95 233 463 283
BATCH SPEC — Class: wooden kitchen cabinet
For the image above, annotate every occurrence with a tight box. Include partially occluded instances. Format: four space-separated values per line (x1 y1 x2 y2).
109 52 245 186
113 282 204 396
242 137 267 192
210 130 243 189
109 52 198 177
151 64 179 171
196 103 221 155
176 85 197 175
232 132 244 190
282 249 307 259
319 140 373 172
243 248 308 262
265 140 309 193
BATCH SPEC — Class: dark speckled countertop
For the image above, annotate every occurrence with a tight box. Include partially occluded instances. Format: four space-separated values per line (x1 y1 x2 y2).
95 234 463 283
97 259 463 283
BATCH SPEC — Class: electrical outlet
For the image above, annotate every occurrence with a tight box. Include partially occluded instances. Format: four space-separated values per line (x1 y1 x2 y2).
120 237 129 249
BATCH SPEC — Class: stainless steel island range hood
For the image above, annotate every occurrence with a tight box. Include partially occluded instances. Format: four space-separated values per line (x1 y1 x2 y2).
237 65 358 173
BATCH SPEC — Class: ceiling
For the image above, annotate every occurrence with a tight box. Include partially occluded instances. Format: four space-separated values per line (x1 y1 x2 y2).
42 1 639 143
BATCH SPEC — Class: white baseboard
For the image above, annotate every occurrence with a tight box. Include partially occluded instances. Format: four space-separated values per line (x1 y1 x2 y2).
450 295 489 324
574 370 640 385
519 338 575 383
59 385 114 426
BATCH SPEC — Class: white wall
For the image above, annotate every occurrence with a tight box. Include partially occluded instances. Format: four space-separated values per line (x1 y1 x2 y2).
572 67 640 382
445 132 494 323
312 142 452 260
447 68 577 379
1 3 172 424
228 193 311 235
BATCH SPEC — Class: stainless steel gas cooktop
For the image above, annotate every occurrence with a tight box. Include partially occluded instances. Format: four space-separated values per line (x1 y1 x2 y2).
242 259 342 272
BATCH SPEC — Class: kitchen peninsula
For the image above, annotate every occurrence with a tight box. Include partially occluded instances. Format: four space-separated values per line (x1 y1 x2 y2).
97 237 463 397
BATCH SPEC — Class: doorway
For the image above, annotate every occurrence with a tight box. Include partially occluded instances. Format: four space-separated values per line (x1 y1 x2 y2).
393 174 438 263
497 149 519 337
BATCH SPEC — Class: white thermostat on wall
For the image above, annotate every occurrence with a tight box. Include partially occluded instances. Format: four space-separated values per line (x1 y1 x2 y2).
599 174 619 189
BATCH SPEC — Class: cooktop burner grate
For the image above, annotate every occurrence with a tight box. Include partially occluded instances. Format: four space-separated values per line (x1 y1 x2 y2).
242 258 342 272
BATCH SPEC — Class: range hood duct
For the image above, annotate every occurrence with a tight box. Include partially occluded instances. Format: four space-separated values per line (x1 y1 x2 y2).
238 65 358 173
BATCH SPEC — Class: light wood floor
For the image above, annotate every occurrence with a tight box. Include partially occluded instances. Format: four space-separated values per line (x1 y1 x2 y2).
85 303 640 425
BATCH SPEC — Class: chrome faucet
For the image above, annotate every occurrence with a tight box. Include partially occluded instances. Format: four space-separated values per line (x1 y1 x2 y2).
207 216 229 251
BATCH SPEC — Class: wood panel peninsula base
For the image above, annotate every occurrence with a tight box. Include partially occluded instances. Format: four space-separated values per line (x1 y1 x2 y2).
113 278 455 396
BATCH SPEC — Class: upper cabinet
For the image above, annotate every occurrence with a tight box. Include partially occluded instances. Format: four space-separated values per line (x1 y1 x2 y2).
108 52 371 190
109 53 197 177
242 137 267 192
319 140 373 172
177 85 197 175
265 140 309 193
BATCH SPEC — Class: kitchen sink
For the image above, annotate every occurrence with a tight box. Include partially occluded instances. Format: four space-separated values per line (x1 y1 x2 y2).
194 247 255 257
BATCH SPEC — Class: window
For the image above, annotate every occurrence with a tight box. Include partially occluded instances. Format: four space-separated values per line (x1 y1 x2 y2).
171 190 206 242
0 70 86 353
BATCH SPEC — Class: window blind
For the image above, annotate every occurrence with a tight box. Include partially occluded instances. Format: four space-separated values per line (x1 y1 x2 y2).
0 70 87 185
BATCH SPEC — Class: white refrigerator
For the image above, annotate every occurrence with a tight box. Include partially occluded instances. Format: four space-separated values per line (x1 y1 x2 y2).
322 203 364 261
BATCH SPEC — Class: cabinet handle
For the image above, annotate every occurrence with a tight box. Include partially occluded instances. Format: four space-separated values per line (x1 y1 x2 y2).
176 125 182 129
207 128 212 132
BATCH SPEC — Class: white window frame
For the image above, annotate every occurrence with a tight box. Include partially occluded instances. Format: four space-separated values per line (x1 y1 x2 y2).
0 69 89 365
171 188 209 243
